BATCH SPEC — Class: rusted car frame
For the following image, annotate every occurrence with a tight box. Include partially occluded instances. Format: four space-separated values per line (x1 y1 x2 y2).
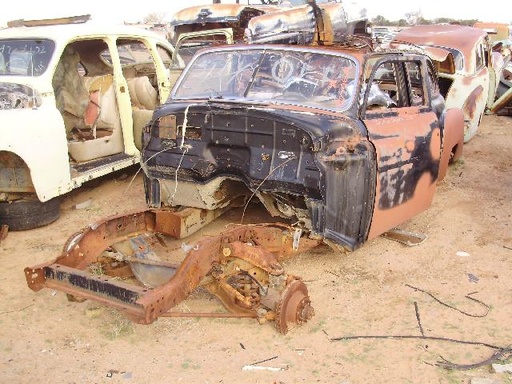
25 208 321 333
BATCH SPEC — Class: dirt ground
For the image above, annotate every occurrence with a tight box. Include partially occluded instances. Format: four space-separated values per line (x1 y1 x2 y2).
0 114 511 384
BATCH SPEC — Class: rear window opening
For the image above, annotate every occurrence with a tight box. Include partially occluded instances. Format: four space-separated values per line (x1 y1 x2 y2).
0 39 55 76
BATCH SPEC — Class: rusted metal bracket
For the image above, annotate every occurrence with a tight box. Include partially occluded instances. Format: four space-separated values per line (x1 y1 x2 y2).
24 207 321 333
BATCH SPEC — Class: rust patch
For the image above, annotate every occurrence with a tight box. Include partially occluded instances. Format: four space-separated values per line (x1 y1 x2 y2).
462 85 484 120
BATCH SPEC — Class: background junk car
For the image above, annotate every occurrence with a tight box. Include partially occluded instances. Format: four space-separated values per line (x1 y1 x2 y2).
168 0 371 90
169 0 371 46
392 24 505 142
142 44 465 252
0 16 174 230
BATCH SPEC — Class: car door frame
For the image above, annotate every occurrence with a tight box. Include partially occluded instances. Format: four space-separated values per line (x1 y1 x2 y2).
361 54 443 240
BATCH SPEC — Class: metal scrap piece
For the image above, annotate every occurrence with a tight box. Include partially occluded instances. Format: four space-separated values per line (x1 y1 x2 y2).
381 228 427 246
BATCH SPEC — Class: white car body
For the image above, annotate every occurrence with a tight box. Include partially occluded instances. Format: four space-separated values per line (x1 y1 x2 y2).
0 17 174 208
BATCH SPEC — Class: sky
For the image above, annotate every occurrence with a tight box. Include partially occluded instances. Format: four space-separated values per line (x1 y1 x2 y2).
0 0 510 28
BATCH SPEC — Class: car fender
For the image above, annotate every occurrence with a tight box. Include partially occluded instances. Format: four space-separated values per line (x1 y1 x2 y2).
438 108 464 182
0 108 72 201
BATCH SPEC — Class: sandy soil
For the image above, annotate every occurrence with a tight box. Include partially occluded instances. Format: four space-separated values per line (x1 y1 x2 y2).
0 114 511 384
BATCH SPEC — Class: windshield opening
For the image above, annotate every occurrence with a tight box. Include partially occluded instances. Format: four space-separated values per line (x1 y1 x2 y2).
174 48 358 112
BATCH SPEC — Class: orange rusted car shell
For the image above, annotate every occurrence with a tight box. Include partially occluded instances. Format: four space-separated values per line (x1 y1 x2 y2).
143 43 464 252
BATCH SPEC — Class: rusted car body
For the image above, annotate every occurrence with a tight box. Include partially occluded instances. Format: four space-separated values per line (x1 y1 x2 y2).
168 0 370 46
0 15 175 230
392 24 504 142
167 1 371 91
25 42 464 333
473 22 511 45
143 44 464 252
168 3 275 44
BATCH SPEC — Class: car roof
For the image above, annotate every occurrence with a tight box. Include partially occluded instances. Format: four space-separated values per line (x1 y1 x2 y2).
197 42 372 62
0 22 171 44
394 24 487 52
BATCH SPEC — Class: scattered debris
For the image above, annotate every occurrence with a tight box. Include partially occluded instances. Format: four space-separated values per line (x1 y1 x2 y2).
406 284 490 318
468 273 480 283
492 363 512 373
381 228 427 246
330 285 507 370
242 355 288 372
331 332 512 371
0 224 8 243
0 303 33 315
437 347 512 370
470 378 501 384
122 372 132 379
106 369 118 378
413 302 425 337
241 364 288 372
85 307 102 319
74 199 93 210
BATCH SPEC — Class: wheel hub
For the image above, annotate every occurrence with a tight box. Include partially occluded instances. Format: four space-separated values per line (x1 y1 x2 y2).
275 279 314 334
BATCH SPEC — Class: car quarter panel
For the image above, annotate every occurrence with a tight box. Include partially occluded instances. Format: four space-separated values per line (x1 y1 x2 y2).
0 104 72 201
